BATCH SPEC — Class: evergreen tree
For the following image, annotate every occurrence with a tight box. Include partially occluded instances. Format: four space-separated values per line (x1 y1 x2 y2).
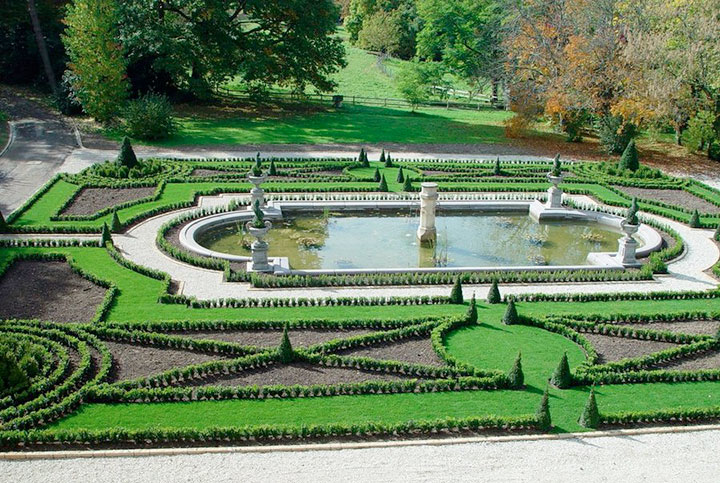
550 352 572 389
536 386 552 431
689 209 701 228
507 352 524 388
358 148 365 164
379 149 386 164
487 279 501 304
396 167 404 183
578 388 600 428
378 174 388 192
373 167 381 182
117 136 138 169
0 211 6 233
449 277 464 304
402 175 413 192
502 299 518 325
100 222 112 246
278 323 294 363
618 139 639 171
268 159 277 176
466 294 478 324
110 211 122 233
493 156 501 176
385 153 393 167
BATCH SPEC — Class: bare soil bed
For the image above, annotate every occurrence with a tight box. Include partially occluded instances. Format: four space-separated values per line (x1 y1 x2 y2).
190 168 242 177
617 320 720 336
0 260 106 323
336 337 444 366
104 341 228 382
613 186 720 214
187 362 413 388
178 328 375 347
60 187 156 216
651 349 720 371
583 333 680 364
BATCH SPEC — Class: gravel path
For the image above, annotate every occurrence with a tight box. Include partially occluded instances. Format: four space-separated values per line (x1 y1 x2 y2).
3 428 719 482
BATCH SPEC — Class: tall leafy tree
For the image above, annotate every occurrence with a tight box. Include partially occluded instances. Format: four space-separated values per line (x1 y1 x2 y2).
63 0 129 122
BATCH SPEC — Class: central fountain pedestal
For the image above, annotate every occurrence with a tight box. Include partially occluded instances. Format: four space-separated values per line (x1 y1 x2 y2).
615 220 641 267
246 220 273 272
417 182 438 243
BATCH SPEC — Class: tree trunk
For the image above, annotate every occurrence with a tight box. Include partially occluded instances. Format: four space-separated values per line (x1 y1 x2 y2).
491 79 499 106
27 0 58 98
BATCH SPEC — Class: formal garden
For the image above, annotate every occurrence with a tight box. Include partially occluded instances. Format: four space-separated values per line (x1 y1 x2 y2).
0 138 719 450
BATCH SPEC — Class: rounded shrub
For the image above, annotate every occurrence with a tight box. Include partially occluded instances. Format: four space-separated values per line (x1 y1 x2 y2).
123 93 176 141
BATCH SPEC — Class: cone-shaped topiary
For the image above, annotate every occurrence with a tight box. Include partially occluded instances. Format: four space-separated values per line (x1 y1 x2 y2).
507 352 524 389
396 167 404 183
378 174 388 192
487 279 501 304
100 222 112 246
494 156 501 176
358 148 366 164
536 386 552 431
117 136 138 169
578 388 600 428
618 139 639 171
379 149 386 164
466 294 478 324
385 153 393 167
551 153 562 177
625 197 639 226
449 277 464 304
373 167 381 182
268 159 277 176
402 175 413 192
0 211 6 233
714 224 720 241
110 211 122 233
689 209 701 228
278 323 294 363
550 352 572 389
251 154 263 176
502 299 518 325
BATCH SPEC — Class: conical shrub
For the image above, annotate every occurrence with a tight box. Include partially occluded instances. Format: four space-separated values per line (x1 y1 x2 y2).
378 174 388 192
278 324 294 363
550 352 572 389
689 209 701 228
536 386 552 431
358 148 365 164
373 167 381 182
110 211 122 233
379 149 386 164
502 299 518 325
118 136 138 169
449 277 463 304
618 139 639 171
507 352 524 389
578 388 600 428
0 211 6 233
466 295 478 324
396 167 404 183
385 153 392 167
487 279 501 304
493 156 501 176
402 176 413 192
100 222 112 247
268 159 277 176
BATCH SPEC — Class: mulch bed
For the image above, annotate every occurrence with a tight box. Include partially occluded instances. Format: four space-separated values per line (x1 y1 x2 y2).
336 337 445 366
613 186 720 214
178 328 374 347
186 362 412 388
651 350 720 371
60 187 156 216
104 341 229 382
583 333 680 364
617 320 720 336
0 260 106 323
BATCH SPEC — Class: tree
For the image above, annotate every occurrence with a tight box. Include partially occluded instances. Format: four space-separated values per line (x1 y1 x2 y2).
100 222 112 246
117 137 138 170
449 277 464 304
507 352 524 389
347 0 420 59
378 174 388 192
116 0 346 97
396 167 404 183
278 324 294 363
578 388 600 428
618 140 639 172
502 299 518 325
27 0 58 97
396 61 432 111
550 352 572 389
110 211 122 233
536 386 552 431
63 0 129 122
466 294 478 324
487 280 501 304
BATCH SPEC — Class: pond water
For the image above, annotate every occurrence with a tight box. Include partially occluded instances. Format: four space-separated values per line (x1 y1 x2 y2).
196 212 627 270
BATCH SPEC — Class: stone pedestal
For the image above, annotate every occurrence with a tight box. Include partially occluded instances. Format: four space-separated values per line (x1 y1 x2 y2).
246 221 272 272
248 174 267 208
417 182 439 243
546 174 564 209
615 220 641 267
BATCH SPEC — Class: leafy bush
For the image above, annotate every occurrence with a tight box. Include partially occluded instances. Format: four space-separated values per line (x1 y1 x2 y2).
598 115 637 154
682 111 717 155
123 93 176 141
0 337 43 392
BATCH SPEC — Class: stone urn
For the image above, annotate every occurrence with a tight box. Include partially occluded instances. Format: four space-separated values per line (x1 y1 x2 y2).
620 219 640 238
247 173 267 208
547 173 564 188
545 173 564 209
616 219 640 266
245 220 272 272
